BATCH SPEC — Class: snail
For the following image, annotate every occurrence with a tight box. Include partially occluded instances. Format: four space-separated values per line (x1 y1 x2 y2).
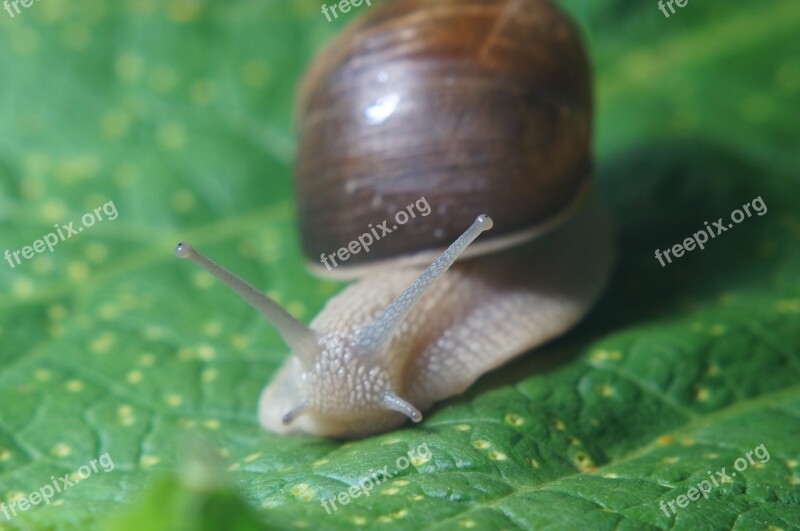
175 0 614 438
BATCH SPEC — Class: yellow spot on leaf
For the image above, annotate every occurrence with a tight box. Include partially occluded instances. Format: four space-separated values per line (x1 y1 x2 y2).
7 492 25 503
288 301 306 319
231 335 248 349
573 452 595 472
192 271 214 289
203 321 222 337
598 384 614 397
141 456 160 467
504 414 524 426
51 443 72 457
289 483 310 496
101 109 131 139
167 0 202 22
164 394 183 407
590 349 610 362
197 344 216 361
97 304 119 320
65 380 85 392
89 332 115 354
158 123 187 150
115 52 144 82
144 326 165 340
56 155 101 183
709 324 726 336
85 243 109 263
13 278 35 299
190 80 216 105
410 454 430 466
67 261 90 281
777 300 800 313
48 305 67 321
114 164 139 187
31 256 54 275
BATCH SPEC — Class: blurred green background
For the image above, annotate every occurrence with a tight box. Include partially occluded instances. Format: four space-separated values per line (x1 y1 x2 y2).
0 0 799 529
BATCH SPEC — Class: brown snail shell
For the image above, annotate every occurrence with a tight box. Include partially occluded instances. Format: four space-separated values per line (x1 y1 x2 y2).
295 0 593 276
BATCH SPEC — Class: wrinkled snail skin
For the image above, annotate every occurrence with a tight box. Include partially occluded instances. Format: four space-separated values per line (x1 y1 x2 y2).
175 0 612 439
259 200 614 438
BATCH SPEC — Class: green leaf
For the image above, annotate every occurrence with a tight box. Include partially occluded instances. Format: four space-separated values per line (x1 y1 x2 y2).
0 0 798 529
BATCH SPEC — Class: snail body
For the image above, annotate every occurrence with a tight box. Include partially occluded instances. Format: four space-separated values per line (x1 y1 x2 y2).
176 0 613 438
259 203 612 438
